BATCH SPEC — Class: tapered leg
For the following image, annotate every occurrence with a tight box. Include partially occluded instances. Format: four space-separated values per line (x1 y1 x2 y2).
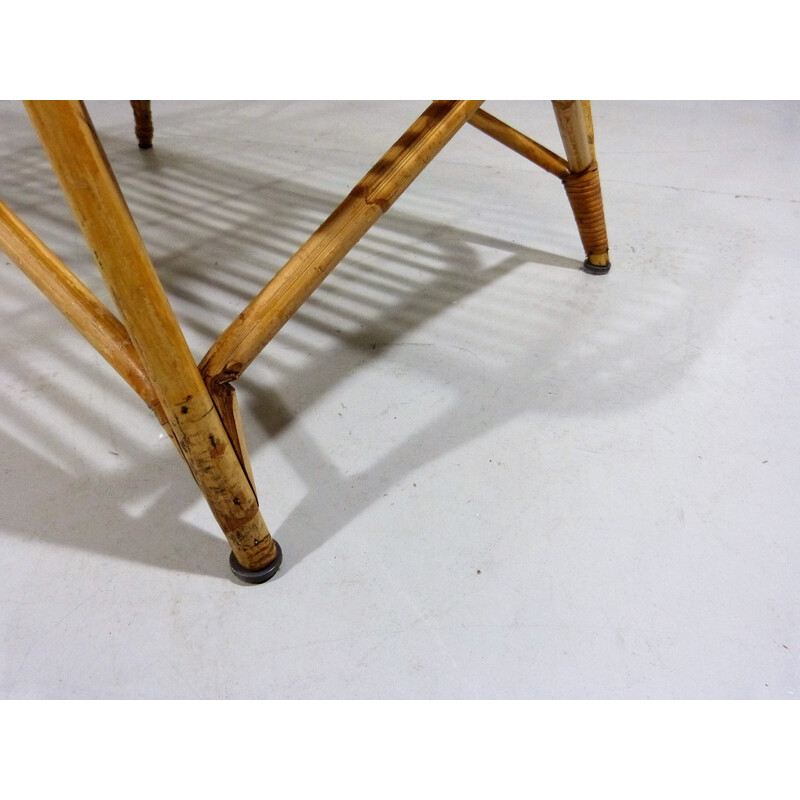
25 101 280 581
130 100 153 149
552 100 610 274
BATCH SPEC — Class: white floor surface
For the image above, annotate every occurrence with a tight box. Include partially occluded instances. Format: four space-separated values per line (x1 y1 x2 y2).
0 100 798 699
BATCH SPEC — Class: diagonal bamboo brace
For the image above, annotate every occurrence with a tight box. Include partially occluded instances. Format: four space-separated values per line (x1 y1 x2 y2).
201 100 484 386
0 199 169 426
468 109 570 179
25 100 278 574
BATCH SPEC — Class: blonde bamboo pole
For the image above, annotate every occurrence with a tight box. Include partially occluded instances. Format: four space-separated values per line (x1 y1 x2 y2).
25 100 279 576
201 100 483 386
468 108 570 179
0 200 168 425
552 100 593 173
552 100 610 273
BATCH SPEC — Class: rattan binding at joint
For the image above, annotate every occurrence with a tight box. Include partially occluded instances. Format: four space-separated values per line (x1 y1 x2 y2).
562 162 608 259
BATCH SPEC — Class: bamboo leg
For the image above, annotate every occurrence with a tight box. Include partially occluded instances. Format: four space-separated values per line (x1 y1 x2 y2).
25 100 280 581
130 100 153 149
201 100 483 387
552 100 610 274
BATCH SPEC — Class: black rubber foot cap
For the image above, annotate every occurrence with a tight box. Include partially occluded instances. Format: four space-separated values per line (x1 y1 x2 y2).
583 258 611 275
138 142 153 150
229 542 283 584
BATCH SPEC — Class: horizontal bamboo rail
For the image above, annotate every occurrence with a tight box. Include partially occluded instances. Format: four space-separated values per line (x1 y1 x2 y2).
201 100 484 386
468 109 570 179
0 200 168 427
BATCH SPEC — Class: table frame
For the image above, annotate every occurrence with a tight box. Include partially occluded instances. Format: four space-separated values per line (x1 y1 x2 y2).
0 100 610 582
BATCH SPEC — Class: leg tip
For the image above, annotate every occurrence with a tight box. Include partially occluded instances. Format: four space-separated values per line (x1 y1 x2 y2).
137 142 153 150
229 541 283 584
583 257 610 276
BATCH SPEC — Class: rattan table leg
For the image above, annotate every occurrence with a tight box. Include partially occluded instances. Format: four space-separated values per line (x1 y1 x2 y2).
552 100 611 273
25 100 280 580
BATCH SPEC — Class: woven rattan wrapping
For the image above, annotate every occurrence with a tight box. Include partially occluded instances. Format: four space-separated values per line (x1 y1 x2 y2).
562 162 608 257
130 101 153 149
